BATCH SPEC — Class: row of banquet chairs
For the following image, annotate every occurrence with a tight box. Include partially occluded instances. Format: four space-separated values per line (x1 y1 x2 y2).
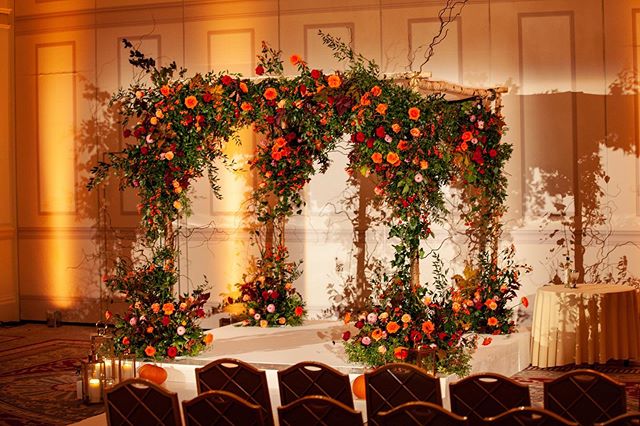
104 358 640 426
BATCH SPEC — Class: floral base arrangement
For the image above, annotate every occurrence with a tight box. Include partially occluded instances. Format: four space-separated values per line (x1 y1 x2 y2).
223 246 307 327
103 248 213 360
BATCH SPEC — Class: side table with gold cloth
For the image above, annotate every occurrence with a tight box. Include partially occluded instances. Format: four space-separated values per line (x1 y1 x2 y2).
530 284 640 368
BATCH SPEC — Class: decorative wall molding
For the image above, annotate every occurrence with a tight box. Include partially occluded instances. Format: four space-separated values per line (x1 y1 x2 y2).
0 7 11 29
17 226 137 239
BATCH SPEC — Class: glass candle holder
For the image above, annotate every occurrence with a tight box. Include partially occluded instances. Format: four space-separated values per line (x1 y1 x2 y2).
118 354 137 381
81 357 105 404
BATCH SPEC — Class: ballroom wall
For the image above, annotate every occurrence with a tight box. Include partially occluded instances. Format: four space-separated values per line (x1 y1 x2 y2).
5 0 640 323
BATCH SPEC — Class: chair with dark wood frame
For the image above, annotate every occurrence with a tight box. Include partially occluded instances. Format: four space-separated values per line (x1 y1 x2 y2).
595 411 640 426
485 406 579 425
182 389 265 426
544 369 627 426
450 372 531 425
195 358 273 426
365 362 442 426
378 401 468 425
277 395 363 426
104 378 182 426
277 361 354 408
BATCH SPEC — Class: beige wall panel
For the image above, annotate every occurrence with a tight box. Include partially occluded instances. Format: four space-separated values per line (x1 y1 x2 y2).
520 13 575 224
0 27 13 227
36 42 76 214
17 234 102 321
0 236 19 321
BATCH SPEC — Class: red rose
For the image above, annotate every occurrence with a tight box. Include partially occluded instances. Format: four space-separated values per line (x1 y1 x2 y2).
161 315 170 326
375 126 386 138
140 146 149 155
355 132 365 142
202 92 213 103
255 65 264 75
310 69 321 79
167 346 178 358
221 75 233 85
196 309 205 318
294 306 304 317
342 331 351 341
122 337 130 346
438 332 448 340
123 129 132 138
261 291 269 300
472 146 484 165
355 320 364 329
489 148 497 158
366 138 374 149
271 291 279 299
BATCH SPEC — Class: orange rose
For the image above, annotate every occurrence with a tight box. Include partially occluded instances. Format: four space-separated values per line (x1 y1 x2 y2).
420 160 429 169
360 93 371 106
204 333 214 345
290 54 303 65
401 313 411 323
144 345 156 357
160 85 171 96
184 95 198 109
422 320 434 335
163 302 175 315
386 152 400 165
521 297 529 308
487 317 498 326
408 107 420 120
397 140 408 151
410 128 421 137
278 317 286 325
264 87 278 101
295 306 304 316
151 303 160 314
376 103 388 115
260 320 268 328
371 152 383 164
386 321 400 334
459 141 468 151
462 131 473 141
146 326 154 334
327 74 341 88
239 82 249 93
241 102 253 111
274 137 287 148
371 85 382 97
371 329 384 341
391 123 401 133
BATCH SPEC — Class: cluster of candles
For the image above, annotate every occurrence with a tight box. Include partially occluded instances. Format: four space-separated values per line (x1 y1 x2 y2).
80 323 137 404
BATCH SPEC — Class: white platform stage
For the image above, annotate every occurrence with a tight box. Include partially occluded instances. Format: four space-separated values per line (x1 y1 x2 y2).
73 320 531 425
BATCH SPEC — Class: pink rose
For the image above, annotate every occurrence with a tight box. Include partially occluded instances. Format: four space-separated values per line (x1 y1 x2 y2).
177 326 186 336
361 336 371 346
267 304 276 313
367 313 378 324
414 173 423 183
129 317 137 326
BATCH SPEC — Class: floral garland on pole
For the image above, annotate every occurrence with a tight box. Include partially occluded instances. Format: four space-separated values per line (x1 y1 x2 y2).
227 44 352 327
89 40 253 359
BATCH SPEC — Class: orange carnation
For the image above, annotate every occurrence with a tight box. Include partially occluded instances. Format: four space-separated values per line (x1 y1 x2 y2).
144 345 156 357
371 328 384 341
371 85 382 97
408 107 421 120
264 87 278 101
327 74 342 88
487 317 498 326
422 320 434 335
184 95 198 109
204 333 214 345
376 103 388 115
371 152 383 164
162 302 175 315
386 152 400 165
386 321 400 334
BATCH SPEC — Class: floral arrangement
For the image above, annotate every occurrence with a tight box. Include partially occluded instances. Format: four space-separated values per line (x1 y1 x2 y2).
228 246 306 327
103 248 213 360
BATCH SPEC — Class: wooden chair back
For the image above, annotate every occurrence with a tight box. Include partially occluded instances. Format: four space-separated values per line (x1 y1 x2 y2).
195 358 273 426
104 378 182 426
544 369 626 425
365 362 442 426
450 372 531 424
277 361 354 408
277 395 363 426
378 401 468 426
485 406 579 425
595 412 640 426
182 389 264 426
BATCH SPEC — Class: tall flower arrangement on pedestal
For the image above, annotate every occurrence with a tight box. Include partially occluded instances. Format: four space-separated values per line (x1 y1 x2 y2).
89 40 252 359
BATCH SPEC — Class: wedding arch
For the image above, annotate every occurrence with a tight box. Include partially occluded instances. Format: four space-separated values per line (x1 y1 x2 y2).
89 37 526 374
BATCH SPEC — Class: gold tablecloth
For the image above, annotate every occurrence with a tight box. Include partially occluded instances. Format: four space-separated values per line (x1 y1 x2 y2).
530 284 640 368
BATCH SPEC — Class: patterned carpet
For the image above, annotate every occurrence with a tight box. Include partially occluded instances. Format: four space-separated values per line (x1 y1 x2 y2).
511 363 640 412
0 324 104 426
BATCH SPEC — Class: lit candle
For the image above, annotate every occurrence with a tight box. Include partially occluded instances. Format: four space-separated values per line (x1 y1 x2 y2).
120 362 133 380
87 378 101 403
104 359 113 380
